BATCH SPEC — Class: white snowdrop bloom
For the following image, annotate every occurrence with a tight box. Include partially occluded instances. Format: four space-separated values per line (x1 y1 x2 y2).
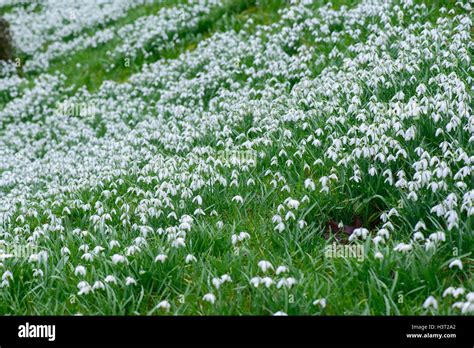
285 211 295 221
313 298 327 308
249 277 261 288
61 247 70 255
297 220 307 229
216 221 224 229
453 288 465 298
81 252 93 261
393 243 412 253
202 293 216 304
156 300 171 312
413 232 424 241
273 311 288 316
372 236 384 246
452 302 464 309
179 221 192 231
185 254 197 264
466 293 474 303
154 254 168 263
258 260 273 272
429 232 446 243
377 229 390 239
92 281 105 291
304 178 315 191
232 195 243 204
171 237 185 248
276 266 288 275
274 222 285 232
261 277 274 288
104 275 117 284
444 287 465 298
92 246 105 255
461 302 474 314
193 195 202 205
414 221 426 231
212 278 222 289
448 259 463 270
74 265 86 277
125 277 137 286
272 215 282 224
109 240 120 249
33 269 43 278
443 287 455 297
77 282 92 296
112 254 127 265
349 228 369 241
2 271 13 281
277 277 296 289
220 274 232 283
422 296 438 310
286 199 300 210
374 252 384 260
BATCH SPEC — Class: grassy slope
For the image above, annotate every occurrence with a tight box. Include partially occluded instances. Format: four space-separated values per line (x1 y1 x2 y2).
0 0 472 315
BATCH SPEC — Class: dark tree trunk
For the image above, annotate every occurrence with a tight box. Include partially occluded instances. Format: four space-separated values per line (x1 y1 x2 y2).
0 17 13 61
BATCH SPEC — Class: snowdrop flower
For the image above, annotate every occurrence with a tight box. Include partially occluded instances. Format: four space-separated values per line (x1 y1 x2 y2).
109 240 120 249
156 300 171 312
273 311 288 316
374 251 384 260
258 260 273 272
461 302 474 314
33 269 44 278
154 254 168 263
61 247 70 255
443 287 464 298
81 252 93 261
277 277 296 289
185 254 197 264
349 228 369 241
250 277 260 288
212 278 222 289
393 243 412 253
74 265 86 276
466 292 474 303
2 271 13 281
286 199 300 210
125 277 137 286
77 281 92 296
216 221 224 229
448 259 462 270
372 236 384 246
92 281 105 291
220 274 232 283
422 296 438 310
304 178 315 191
112 254 127 264
261 277 274 288
104 275 117 284
313 298 327 308
429 232 446 243
232 195 243 204
171 237 185 248
202 293 216 304
297 220 307 229
275 221 286 232
232 232 250 245
276 266 288 275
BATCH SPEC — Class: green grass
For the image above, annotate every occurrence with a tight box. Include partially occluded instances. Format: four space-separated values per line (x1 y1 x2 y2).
0 0 472 315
